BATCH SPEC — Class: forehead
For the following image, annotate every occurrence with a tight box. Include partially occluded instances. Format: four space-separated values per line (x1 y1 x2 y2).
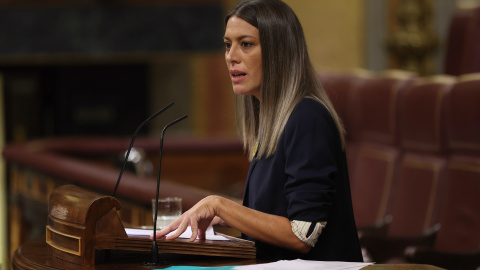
224 16 259 38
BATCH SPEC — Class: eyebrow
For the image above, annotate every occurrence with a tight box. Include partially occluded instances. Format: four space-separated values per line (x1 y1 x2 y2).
223 35 257 41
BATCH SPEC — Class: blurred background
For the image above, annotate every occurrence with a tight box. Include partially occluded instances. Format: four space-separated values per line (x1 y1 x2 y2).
1 0 480 268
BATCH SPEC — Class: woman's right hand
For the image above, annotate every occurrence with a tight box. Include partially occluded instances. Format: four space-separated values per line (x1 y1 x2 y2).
151 195 221 241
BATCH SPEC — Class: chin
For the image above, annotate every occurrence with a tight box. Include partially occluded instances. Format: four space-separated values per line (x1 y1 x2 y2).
232 88 247 96
233 88 259 98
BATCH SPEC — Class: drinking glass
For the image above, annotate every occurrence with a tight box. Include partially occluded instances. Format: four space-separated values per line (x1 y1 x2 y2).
151 197 182 229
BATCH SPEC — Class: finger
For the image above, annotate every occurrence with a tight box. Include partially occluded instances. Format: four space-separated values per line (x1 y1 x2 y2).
189 219 199 242
166 218 189 240
189 227 198 242
149 223 174 239
157 213 185 239
210 216 221 226
158 224 174 237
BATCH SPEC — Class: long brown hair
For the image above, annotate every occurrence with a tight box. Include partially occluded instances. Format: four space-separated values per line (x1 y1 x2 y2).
226 0 345 159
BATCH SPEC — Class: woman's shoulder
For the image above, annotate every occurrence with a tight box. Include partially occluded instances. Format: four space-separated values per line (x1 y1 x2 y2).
290 97 331 121
283 97 341 152
285 97 338 136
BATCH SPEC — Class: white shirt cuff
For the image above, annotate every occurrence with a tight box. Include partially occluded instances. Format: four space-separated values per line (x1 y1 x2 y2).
290 220 327 247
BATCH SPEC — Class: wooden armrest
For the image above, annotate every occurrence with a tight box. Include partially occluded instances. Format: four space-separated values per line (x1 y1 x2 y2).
405 246 480 270
357 215 393 239
361 224 439 263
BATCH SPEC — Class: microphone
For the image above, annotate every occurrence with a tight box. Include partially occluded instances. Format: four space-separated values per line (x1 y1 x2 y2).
112 102 174 197
147 114 188 266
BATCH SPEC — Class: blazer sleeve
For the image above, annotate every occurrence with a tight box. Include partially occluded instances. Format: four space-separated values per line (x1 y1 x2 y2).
282 101 340 222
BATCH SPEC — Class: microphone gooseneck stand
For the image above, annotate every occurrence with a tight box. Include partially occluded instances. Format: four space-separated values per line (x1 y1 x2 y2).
145 114 188 266
108 101 187 265
112 102 174 197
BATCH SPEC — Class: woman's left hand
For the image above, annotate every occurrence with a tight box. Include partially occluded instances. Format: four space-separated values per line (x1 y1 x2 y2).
151 195 219 241
150 194 311 253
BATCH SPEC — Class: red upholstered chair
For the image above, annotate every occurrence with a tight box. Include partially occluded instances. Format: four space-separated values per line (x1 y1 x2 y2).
348 70 415 232
360 76 455 263
320 70 368 139
444 6 480 76
319 69 369 173
405 74 480 270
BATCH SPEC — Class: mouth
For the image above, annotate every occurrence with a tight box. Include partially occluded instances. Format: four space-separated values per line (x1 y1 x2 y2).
230 71 246 78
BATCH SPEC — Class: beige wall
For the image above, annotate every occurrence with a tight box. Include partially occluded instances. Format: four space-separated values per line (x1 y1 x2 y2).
0 74 6 268
457 0 480 8
284 0 366 72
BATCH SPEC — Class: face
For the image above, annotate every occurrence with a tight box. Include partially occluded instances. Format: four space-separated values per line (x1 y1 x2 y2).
224 16 263 101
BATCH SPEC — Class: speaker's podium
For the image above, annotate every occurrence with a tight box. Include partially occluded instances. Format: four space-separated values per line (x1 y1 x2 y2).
43 185 256 269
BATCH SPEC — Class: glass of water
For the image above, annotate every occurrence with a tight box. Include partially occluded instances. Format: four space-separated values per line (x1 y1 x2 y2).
152 197 182 229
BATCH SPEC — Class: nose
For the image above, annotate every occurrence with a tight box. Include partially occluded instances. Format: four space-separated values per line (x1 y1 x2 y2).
225 44 239 64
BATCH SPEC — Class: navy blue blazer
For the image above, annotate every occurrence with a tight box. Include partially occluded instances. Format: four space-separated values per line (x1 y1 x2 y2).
242 98 362 262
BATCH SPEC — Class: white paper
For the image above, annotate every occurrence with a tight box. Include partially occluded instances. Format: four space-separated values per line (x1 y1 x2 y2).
234 259 373 270
125 226 230 241
125 228 152 237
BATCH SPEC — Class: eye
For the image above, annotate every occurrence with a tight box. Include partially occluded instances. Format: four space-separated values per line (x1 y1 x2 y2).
241 41 253 48
224 41 231 50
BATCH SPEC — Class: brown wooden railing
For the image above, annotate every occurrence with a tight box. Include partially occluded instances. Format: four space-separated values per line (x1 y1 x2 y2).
2 136 249 263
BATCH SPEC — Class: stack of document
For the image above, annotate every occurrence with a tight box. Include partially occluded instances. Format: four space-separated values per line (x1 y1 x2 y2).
157 259 373 270
125 226 231 241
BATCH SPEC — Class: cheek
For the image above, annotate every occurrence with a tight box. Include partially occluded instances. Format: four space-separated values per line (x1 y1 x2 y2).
255 70 262 85
255 54 262 82
255 63 263 84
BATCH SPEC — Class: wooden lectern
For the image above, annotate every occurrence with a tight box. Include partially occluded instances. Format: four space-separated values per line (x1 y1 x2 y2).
45 185 256 269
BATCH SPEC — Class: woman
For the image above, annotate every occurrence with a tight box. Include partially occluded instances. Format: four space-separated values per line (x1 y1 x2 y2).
154 0 363 262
